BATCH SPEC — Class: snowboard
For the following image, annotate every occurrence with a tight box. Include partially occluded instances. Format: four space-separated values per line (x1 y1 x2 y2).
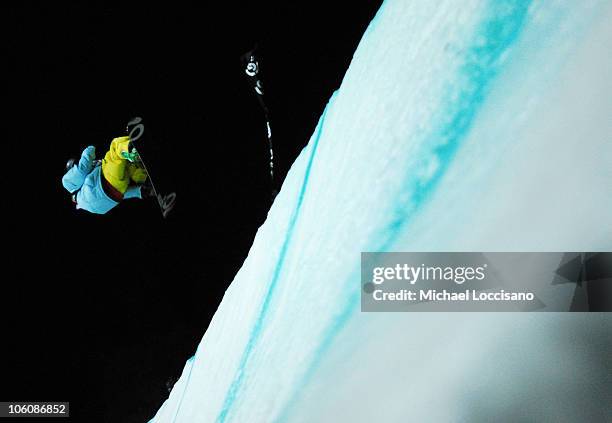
126 116 176 218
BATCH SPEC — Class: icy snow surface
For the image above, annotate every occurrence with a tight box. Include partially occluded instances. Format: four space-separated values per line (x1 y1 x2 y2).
149 1 612 422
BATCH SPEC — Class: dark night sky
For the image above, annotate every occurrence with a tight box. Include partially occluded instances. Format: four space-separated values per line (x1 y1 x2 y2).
3 2 382 422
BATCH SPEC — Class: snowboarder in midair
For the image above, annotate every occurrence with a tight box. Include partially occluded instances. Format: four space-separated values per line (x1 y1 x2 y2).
62 136 151 214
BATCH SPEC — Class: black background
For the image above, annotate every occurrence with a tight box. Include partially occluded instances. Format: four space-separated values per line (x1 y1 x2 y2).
3 2 381 422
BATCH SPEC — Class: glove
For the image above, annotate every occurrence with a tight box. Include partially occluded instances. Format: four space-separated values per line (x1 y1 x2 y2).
77 146 96 173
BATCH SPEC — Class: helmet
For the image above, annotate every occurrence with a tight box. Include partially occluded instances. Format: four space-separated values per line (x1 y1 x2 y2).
65 157 77 171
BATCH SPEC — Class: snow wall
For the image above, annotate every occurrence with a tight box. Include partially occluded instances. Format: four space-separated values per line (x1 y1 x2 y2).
150 1 612 422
